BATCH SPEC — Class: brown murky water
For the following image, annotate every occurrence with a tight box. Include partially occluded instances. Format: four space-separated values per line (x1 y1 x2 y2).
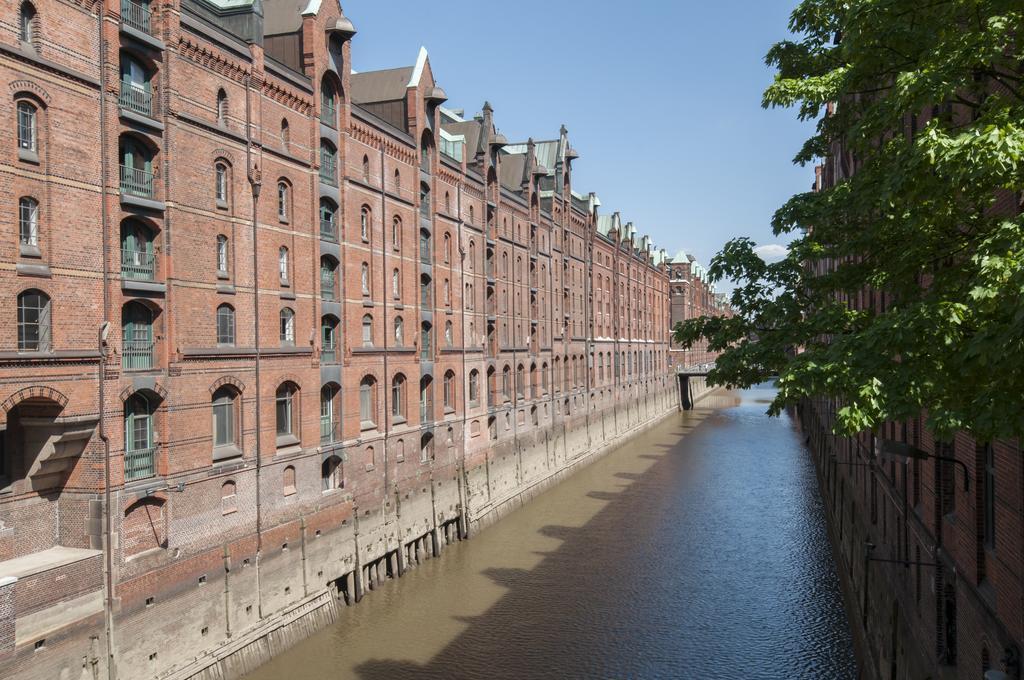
245 386 857 679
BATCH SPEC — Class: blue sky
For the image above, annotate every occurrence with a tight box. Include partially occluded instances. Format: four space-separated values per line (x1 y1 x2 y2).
344 0 813 273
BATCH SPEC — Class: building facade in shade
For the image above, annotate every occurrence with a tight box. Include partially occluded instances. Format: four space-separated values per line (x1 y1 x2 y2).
666 250 731 369
0 1 705 677
799 106 1023 679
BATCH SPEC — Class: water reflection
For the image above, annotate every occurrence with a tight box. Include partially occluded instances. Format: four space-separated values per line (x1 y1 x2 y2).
245 386 857 679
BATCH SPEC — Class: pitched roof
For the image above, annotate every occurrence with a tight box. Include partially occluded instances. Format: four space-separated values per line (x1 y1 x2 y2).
351 66 414 104
263 0 306 34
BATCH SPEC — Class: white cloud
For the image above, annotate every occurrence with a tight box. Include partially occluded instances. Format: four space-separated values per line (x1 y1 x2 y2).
754 244 788 262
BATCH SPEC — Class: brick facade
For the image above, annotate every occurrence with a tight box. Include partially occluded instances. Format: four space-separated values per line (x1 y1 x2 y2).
799 102 1023 680
0 1 703 678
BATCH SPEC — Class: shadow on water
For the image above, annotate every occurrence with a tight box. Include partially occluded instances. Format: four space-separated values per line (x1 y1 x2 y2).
245 386 857 680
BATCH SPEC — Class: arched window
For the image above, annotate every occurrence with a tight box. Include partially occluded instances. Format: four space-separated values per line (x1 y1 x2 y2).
321 78 337 125
361 314 373 346
119 51 153 117
18 196 38 249
121 301 153 370
468 369 480 404
19 2 36 44
419 375 433 422
124 392 155 480
443 370 456 411
217 89 231 125
360 206 370 241
212 386 238 454
443 278 451 306
17 100 37 152
275 382 298 441
501 365 511 401
516 364 525 398
469 205 475 224
278 246 289 283
419 229 431 264
319 140 337 184
359 376 376 425
362 155 370 181
283 465 297 495
420 182 431 220
393 169 401 193
216 89 228 126
443 233 451 263
279 307 295 345
319 199 337 241
320 256 338 300
320 384 340 443
321 456 342 491
216 304 235 345
321 315 338 362
392 268 401 298
420 432 433 462
468 241 476 272
393 315 404 345
501 251 508 278
391 374 406 420
277 181 289 221
281 118 290 148
215 163 228 205
420 321 432 360
216 234 229 275
17 289 50 351
392 216 401 251
444 320 453 346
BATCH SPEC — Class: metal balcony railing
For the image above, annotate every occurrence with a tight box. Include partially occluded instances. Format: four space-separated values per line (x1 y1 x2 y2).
320 271 336 300
120 165 155 198
321 100 337 126
119 84 154 117
321 345 336 363
320 219 337 242
125 446 156 481
121 248 155 280
121 0 153 34
319 152 337 185
320 415 338 444
123 340 154 370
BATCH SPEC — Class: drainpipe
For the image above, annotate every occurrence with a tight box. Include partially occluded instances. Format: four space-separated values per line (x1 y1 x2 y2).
96 6 115 678
455 181 468 539
379 143 392 557
244 73 265 617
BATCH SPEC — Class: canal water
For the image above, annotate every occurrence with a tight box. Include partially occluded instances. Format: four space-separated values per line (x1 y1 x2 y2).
246 385 858 679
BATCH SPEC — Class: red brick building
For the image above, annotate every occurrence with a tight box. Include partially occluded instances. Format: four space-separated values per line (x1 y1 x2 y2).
800 104 1023 680
0 1 684 677
666 249 730 369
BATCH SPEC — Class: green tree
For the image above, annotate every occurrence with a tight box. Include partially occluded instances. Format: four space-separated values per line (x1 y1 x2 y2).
675 0 1024 440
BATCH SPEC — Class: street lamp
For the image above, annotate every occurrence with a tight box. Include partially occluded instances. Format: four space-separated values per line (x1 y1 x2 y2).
877 439 970 491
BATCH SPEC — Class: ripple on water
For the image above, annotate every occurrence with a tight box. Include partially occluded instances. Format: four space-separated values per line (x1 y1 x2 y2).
243 386 857 680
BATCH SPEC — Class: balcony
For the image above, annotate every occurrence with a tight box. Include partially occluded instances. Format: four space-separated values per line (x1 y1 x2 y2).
119 84 155 118
120 165 155 199
320 219 338 242
320 415 339 444
322 345 336 363
121 0 153 35
123 340 154 371
121 248 155 281
125 446 156 481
